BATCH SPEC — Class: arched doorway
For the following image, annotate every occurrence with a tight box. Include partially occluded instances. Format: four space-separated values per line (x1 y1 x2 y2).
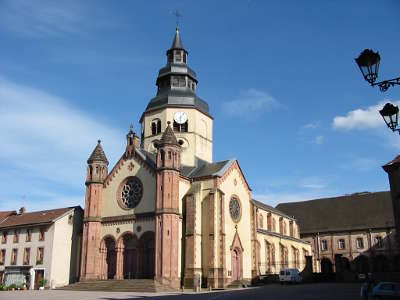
231 247 242 281
123 233 138 279
353 255 369 274
138 231 155 278
321 257 333 273
341 257 350 271
100 236 117 279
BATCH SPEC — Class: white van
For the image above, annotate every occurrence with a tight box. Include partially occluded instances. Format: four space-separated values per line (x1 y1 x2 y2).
279 268 302 284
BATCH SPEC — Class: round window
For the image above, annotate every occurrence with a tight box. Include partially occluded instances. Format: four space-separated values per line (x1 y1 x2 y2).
229 196 241 222
119 177 143 209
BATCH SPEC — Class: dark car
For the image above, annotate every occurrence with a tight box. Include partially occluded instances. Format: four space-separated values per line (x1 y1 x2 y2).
373 282 400 299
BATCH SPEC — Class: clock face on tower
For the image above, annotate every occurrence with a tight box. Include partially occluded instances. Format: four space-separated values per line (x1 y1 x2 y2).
174 111 188 124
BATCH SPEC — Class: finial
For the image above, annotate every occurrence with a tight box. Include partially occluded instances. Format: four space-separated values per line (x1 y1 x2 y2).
167 121 171 126
130 123 134 132
97 139 101 144
172 9 182 28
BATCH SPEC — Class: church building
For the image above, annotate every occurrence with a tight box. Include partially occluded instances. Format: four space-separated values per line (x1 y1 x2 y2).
79 28 311 289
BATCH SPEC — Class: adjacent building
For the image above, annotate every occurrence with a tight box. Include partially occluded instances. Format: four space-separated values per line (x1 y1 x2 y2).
0 206 83 289
276 191 399 274
252 200 311 275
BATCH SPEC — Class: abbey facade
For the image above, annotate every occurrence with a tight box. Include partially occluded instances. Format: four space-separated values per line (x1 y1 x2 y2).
80 28 311 289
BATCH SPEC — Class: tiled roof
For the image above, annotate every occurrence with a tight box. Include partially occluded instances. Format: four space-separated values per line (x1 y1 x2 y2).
0 211 16 224
88 140 109 164
383 154 400 172
0 207 78 229
276 191 394 234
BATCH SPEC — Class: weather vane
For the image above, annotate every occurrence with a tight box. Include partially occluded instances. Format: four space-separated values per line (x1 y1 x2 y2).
171 9 182 28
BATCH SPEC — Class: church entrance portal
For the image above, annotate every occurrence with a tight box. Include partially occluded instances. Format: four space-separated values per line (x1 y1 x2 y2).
117 231 155 280
100 236 117 279
231 247 242 281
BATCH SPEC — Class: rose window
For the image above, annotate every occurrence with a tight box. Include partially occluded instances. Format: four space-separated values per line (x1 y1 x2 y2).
120 177 143 209
229 196 241 222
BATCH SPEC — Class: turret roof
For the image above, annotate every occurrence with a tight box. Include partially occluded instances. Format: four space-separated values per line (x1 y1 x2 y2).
171 27 184 50
87 140 109 164
160 122 179 146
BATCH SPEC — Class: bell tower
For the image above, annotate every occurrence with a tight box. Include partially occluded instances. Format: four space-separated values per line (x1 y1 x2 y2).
140 27 213 167
154 122 181 288
80 140 108 280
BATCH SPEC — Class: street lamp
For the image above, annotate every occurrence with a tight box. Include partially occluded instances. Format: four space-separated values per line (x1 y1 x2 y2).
379 102 400 134
355 49 400 92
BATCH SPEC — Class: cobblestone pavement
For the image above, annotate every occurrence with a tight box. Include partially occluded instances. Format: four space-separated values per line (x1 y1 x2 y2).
0 283 361 300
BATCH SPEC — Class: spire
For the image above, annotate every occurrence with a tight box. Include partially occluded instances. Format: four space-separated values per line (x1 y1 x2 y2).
171 27 184 50
160 122 179 146
87 140 109 164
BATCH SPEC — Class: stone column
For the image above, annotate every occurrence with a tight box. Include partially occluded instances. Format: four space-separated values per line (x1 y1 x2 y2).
115 240 124 280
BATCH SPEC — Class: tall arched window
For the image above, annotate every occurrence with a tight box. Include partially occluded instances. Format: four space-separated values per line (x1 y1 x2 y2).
258 214 264 229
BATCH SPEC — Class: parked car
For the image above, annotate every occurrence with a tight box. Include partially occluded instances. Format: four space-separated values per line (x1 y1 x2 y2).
372 282 400 299
279 268 302 284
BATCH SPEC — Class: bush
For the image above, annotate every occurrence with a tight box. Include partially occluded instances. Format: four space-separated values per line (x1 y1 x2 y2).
7 284 17 290
39 278 47 287
0 283 6 291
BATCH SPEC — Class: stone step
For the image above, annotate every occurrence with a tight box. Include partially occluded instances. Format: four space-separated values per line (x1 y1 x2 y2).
58 279 177 292
227 280 248 289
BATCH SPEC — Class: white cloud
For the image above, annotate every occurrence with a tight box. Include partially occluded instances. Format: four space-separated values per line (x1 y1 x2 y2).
302 121 320 129
0 77 125 209
298 176 326 189
0 0 112 37
314 135 324 145
333 100 400 130
222 89 279 117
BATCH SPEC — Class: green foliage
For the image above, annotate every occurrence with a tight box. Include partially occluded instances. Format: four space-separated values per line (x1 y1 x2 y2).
7 284 17 290
0 283 6 291
39 278 47 287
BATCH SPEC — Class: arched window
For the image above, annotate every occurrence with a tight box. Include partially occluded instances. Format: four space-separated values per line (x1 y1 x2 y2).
267 213 272 231
375 236 383 248
151 119 161 135
258 214 264 229
173 121 188 132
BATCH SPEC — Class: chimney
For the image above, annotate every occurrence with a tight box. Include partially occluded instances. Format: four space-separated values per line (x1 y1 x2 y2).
19 207 26 215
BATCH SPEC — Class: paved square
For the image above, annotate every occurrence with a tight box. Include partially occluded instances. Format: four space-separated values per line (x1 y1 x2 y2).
0 283 361 300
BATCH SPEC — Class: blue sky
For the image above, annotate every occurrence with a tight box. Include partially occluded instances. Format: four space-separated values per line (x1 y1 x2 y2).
1 0 400 211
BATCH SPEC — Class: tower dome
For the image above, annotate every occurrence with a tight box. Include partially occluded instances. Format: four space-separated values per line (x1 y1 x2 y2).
142 27 210 118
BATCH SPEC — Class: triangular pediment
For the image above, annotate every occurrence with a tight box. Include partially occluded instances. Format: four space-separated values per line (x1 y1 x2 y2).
230 231 244 252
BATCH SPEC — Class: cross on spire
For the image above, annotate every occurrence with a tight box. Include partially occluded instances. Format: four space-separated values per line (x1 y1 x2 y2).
172 9 182 28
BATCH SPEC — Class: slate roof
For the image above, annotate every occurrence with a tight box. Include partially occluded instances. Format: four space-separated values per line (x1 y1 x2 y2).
252 199 294 220
0 207 78 229
170 27 184 50
188 159 234 178
88 140 109 164
276 191 394 235
145 90 210 115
